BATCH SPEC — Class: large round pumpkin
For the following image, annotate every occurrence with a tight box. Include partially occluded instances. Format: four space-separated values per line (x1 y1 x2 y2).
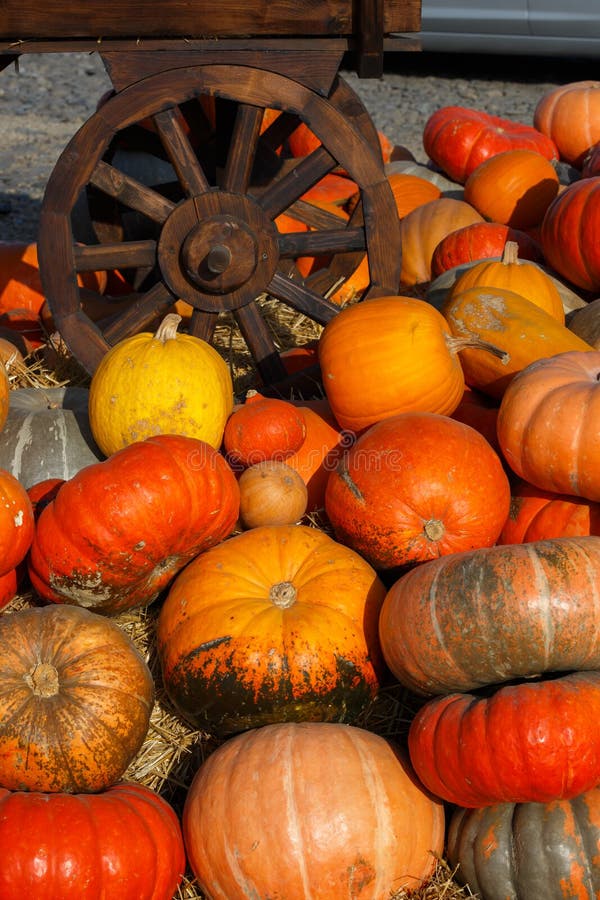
379 536 600 696
317 295 498 432
0 604 154 793
496 350 600 501
422 105 558 184
0 782 185 900
408 670 600 807
28 434 240 615
157 524 386 735
447 785 600 900
325 412 510 570
88 312 234 455
0 387 104 489
533 80 600 167
183 721 445 899
463 149 559 229
540 177 600 293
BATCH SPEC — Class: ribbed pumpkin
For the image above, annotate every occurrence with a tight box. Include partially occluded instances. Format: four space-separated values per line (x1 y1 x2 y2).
325 412 510 570
318 295 505 432
28 434 240 615
0 387 104 489
0 469 34 576
409 670 600 807
498 477 600 544
399 197 484 285
533 80 600 167
430 222 543 278
582 140 600 177
157 524 386 735
379 535 600 696
423 105 558 183
463 149 559 229
444 241 565 323
0 783 185 900
183 722 445 900
447 786 600 900
441 286 594 399
387 171 442 217
540 177 600 293
0 604 154 793
88 313 234 456
497 350 600 501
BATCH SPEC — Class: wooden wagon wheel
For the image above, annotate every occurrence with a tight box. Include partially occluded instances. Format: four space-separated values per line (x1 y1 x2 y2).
39 64 402 386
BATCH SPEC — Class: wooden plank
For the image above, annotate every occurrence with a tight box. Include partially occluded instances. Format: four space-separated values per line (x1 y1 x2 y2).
0 1 420 39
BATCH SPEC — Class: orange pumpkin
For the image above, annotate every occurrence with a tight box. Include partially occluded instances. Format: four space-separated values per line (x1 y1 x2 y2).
430 221 543 278
497 351 600 501
534 80 600 167
0 469 34 575
399 197 484 286
318 295 504 432
325 411 511 570
285 399 348 512
463 149 559 230
0 242 106 315
223 391 306 468
498 477 600 544
157 524 387 735
388 171 442 218
183 722 445 900
445 241 565 323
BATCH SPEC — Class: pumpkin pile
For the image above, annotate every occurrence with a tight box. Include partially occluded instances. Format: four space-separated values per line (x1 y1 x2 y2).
3 78 600 900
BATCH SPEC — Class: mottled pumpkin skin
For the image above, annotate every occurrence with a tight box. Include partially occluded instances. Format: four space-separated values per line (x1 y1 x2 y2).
379 536 600 696
448 786 600 900
409 671 600 807
183 722 445 900
0 605 154 793
0 783 185 900
325 412 510 570
28 434 240 615
157 524 386 736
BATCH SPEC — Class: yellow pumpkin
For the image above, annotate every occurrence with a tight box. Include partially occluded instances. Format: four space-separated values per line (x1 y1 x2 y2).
445 241 566 323
442 286 595 399
88 313 234 456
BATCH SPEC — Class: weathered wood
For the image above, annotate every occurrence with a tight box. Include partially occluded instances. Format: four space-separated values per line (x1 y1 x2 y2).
258 148 338 220
90 160 175 223
222 104 263 193
234 303 289 385
102 281 175 345
153 107 211 196
74 240 157 272
266 271 341 324
0 1 419 39
278 227 365 258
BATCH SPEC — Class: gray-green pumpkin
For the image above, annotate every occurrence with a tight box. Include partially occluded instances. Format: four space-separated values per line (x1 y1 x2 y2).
0 387 105 488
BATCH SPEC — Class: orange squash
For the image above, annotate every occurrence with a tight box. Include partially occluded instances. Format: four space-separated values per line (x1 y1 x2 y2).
285 399 347 512
157 523 387 735
463 149 559 229
534 80 600 167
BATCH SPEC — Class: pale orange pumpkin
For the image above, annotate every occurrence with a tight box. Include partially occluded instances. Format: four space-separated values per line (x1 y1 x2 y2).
463 149 559 229
238 461 308 528
534 80 600 167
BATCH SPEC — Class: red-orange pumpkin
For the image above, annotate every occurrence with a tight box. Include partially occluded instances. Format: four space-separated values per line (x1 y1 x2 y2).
157 524 386 735
183 722 445 899
285 399 348 512
324 411 510 570
28 434 240 615
496 351 600 501
0 470 34 577
498 477 600 543
223 391 306 467
540 177 600 293
431 221 543 278
0 782 185 900
533 80 600 167
423 106 558 183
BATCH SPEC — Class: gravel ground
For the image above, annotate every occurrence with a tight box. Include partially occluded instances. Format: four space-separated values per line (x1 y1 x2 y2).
0 49 596 242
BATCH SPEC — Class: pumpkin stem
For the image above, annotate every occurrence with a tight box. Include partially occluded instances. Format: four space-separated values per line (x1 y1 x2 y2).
445 333 510 364
502 241 520 266
153 313 182 343
423 518 445 542
24 662 59 698
269 581 297 608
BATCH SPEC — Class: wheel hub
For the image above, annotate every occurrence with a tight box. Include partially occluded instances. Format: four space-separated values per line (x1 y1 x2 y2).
157 189 280 312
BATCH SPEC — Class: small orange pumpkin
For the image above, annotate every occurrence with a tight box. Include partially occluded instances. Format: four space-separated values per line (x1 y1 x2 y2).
223 391 306 467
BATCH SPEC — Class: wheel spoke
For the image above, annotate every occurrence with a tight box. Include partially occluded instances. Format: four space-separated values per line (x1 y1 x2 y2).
188 309 219 343
234 303 288 384
90 160 176 224
153 106 211 196
284 198 352 231
222 103 263 194
73 240 157 274
266 270 341 324
259 111 303 155
258 147 338 220
102 281 176 345
278 227 365 258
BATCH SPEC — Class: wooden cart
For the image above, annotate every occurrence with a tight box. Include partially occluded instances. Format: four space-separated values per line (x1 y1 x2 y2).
0 1 421 390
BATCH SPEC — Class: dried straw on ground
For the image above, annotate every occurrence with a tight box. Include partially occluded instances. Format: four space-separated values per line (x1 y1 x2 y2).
3 297 478 900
